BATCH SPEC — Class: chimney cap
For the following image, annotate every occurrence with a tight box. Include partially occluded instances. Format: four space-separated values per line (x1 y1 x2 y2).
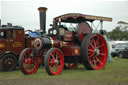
38 7 47 12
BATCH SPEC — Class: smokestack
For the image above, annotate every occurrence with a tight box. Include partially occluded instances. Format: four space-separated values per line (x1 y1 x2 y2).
38 7 47 35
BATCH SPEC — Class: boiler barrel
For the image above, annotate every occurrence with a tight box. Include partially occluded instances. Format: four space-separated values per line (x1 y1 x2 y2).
34 37 60 51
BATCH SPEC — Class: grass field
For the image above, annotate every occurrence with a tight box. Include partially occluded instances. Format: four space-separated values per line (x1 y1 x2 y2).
0 58 128 85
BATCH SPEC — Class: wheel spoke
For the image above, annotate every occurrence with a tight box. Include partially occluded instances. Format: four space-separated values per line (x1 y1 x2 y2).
95 38 100 47
97 44 104 49
88 53 94 58
52 65 55 72
55 64 59 70
26 64 29 71
96 56 103 65
28 51 31 58
92 57 97 67
88 49 94 52
55 53 59 59
93 38 97 48
89 41 95 49
50 53 55 60
29 63 32 72
49 59 53 64
88 51 91 55
89 58 92 65
99 53 105 56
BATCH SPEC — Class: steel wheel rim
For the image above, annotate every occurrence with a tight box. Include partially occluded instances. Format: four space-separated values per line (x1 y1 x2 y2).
22 49 39 74
48 49 64 75
87 34 108 70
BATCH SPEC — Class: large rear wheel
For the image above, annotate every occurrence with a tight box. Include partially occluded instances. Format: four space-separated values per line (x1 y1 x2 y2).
44 48 64 75
19 48 39 74
81 33 108 70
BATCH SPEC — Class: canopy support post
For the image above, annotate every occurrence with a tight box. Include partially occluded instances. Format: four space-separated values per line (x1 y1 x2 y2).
101 21 103 30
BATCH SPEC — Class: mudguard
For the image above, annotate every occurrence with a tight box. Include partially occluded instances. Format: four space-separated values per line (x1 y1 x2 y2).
0 51 17 59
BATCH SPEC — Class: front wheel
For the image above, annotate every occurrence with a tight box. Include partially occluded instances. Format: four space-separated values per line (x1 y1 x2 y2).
44 48 64 75
19 48 39 74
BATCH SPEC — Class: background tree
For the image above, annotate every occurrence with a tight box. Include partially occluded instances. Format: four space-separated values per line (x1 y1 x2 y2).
107 21 128 40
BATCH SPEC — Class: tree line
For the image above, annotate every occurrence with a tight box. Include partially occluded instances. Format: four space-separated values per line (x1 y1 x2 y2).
107 25 128 40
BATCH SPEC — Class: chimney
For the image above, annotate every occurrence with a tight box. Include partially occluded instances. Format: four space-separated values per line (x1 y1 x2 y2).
38 7 47 35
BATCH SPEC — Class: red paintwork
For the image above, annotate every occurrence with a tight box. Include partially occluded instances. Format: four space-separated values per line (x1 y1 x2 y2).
50 36 80 57
61 46 80 56
64 31 74 41
72 46 80 56
50 37 60 48
61 42 74 46
61 46 72 56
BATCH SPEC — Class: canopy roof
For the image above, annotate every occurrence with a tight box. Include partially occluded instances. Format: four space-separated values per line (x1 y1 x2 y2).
54 13 112 23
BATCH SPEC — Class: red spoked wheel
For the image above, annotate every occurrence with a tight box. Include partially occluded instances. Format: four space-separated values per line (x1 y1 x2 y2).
19 48 39 74
81 33 108 70
64 63 79 69
44 48 64 75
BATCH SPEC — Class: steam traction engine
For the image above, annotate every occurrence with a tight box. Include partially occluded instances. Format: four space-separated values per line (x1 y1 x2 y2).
19 7 112 75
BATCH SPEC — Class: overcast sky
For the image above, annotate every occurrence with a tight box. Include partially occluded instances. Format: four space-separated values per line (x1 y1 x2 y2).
0 0 128 32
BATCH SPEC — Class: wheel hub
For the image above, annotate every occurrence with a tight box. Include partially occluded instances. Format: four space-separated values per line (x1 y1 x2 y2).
4 59 13 67
8 61 12 65
25 58 32 64
55 59 59 64
94 49 100 56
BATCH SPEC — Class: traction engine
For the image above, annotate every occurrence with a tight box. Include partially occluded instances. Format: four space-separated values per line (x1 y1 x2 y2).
19 7 112 75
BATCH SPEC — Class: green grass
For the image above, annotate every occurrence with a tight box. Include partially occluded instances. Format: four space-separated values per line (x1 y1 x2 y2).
0 58 128 83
